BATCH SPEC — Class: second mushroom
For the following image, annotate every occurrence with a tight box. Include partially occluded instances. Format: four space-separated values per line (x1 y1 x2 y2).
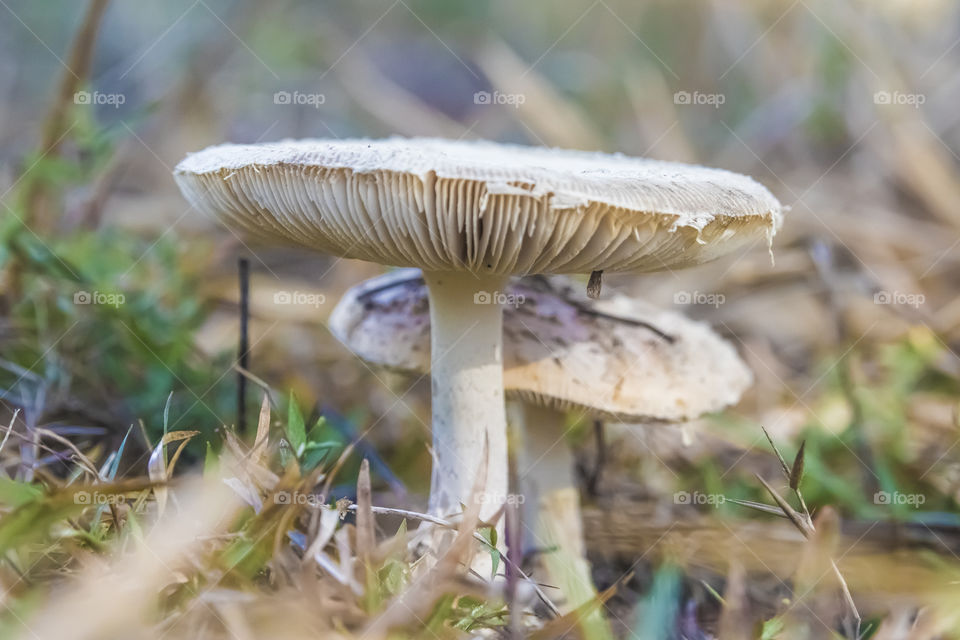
330 268 755 614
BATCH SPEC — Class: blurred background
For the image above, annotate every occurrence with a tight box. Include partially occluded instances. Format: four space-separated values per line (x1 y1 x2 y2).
1 0 960 635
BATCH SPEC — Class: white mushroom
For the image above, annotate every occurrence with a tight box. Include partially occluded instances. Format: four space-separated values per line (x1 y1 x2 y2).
174 137 781 564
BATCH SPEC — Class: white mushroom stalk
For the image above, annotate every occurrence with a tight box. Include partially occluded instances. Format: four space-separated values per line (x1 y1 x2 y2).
513 401 611 639
422 270 509 523
515 403 576 518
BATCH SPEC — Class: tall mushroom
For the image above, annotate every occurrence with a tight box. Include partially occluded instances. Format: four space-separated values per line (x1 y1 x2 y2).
328 268 754 620
174 137 781 543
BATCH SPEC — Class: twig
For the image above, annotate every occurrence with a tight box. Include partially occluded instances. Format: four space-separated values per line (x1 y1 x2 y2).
233 365 278 409
526 275 675 342
832 560 861 639
505 457 523 638
0 409 19 457
568 304 676 343
34 428 101 480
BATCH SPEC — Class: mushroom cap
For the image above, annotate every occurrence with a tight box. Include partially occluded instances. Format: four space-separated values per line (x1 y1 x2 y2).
329 269 753 422
175 137 782 275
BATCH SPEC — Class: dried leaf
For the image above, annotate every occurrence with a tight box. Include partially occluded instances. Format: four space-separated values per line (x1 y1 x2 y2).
356 459 374 560
35 428 101 480
255 393 270 449
305 505 341 561
165 438 193 477
148 431 199 516
222 477 263 513
334 526 363 596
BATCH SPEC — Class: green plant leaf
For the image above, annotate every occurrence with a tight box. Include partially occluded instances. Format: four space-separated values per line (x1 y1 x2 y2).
425 593 455 632
378 558 407 597
287 391 306 457
0 478 43 508
204 441 218 476
306 416 330 443
761 616 785 639
477 525 499 580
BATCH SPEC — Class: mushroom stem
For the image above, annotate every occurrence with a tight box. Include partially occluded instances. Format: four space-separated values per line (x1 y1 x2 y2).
422 271 509 535
516 403 578 534
516 403 613 638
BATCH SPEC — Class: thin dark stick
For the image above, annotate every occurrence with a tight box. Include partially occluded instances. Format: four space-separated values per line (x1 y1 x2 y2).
505 500 522 637
237 257 250 434
568 304 675 343
506 438 522 637
525 275 675 342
